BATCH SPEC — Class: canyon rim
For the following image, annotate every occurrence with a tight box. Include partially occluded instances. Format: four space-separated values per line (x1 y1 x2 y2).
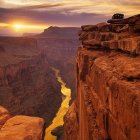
0 0 140 140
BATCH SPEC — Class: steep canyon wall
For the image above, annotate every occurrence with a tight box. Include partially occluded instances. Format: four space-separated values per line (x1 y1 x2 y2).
64 14 140 140
0 37 62 126
36 27 80 101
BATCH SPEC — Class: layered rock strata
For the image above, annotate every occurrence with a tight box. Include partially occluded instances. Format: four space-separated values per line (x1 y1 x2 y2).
79 15 140 55
0 106 45 140
36 27 80 101
0 115 45 140
64 14 140 140
0 37 62 126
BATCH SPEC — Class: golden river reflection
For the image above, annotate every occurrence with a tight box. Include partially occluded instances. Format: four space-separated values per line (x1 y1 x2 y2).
44 68 71 140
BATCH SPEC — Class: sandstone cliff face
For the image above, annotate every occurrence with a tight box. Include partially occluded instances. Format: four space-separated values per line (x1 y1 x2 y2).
0 115 45 140
64 15 140 140
0 106 45 140
0 37 62 126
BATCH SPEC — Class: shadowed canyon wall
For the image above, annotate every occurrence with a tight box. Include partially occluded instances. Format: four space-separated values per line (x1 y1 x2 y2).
36 26 80 101
64 14 140 140
0 37 62 127
0 26 80 139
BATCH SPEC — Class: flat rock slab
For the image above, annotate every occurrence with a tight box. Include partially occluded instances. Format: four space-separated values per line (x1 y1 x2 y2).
0 115 45 140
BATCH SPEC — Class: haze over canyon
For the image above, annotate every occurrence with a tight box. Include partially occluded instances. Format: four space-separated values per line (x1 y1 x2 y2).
0 0 140 140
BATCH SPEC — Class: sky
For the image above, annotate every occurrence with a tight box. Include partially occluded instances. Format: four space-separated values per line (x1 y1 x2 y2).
0 0 140 35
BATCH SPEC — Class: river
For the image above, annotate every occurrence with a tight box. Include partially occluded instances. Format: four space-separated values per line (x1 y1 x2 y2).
44 68 71 140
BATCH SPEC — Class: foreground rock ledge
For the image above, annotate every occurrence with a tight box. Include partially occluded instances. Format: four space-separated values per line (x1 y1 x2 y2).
0 115 45 140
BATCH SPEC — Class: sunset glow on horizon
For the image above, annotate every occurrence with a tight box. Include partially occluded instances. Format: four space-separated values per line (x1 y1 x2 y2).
0 22 48 34
12 23 47 30
0 0 140 35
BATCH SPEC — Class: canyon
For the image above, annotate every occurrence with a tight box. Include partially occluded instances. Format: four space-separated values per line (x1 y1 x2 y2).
64 14 140 140
36 26 80 101
0 37 62 127
0 14 140 140
0 27 79 139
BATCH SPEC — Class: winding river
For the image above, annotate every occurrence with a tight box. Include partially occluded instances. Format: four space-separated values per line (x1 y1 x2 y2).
44 68 71 140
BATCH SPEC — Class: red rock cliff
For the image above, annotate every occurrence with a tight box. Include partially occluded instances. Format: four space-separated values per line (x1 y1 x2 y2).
64 14 140 140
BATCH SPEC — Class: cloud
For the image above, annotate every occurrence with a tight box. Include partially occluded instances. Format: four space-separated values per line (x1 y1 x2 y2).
0 0 140 27
0 7 110 26
17 3 64 10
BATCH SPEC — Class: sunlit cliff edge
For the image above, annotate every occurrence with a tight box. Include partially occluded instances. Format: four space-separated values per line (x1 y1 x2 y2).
64 14 140 140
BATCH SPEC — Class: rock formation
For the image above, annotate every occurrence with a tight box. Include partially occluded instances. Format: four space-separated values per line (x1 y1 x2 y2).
0 115 45 140
0 27 80 139
0 37 62 126
64 14 140 140
0 106 45 140
38 26 80 39
36 27 80 101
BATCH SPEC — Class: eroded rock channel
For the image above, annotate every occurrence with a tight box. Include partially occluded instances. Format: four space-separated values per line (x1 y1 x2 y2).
0 27 79 140
45 68 71 140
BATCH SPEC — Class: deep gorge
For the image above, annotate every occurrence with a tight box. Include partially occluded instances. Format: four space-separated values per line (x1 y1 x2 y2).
0 14 140 140
45 68 71 140
0 27 79 139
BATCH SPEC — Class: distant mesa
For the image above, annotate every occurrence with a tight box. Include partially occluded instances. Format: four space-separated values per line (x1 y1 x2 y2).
37 26 80 39
22 33 38 37
22 26 80 39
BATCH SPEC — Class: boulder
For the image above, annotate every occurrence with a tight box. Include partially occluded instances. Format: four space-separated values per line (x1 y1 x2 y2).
0 115 45 140
108 14 140 26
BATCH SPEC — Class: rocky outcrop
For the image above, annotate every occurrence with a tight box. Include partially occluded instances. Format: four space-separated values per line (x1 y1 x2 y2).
0 106 45 140
79 14 140 55
0 37 62 126
0 115 45 140
64 14 140 140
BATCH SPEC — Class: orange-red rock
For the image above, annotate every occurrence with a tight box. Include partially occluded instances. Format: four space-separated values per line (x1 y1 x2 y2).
64 14 140 140
79 14 140 55
0 115 45 140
